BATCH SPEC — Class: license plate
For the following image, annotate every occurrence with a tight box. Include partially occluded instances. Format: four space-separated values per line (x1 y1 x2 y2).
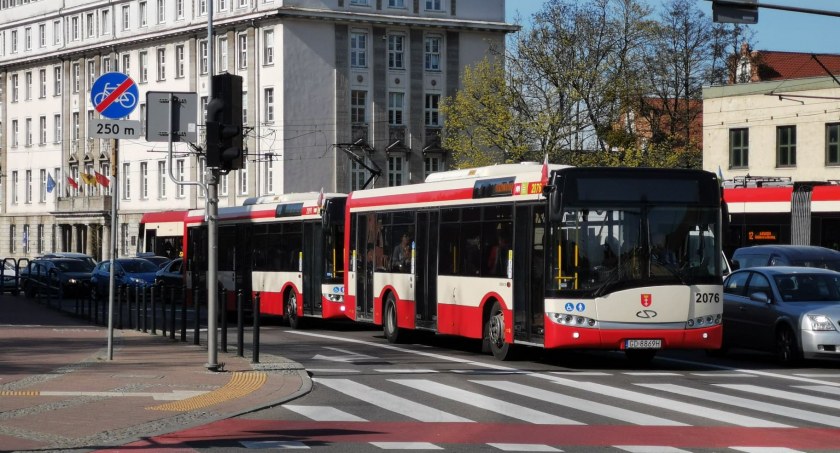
625 339 662 349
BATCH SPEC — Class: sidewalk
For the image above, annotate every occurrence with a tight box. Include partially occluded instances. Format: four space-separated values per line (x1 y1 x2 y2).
0 292 311 452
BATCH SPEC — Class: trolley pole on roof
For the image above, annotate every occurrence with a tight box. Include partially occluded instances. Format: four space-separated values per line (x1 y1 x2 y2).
205 0 220 371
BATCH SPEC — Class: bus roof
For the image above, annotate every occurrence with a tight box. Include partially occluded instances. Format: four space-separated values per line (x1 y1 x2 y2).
140 210 189 223
724 184 840 214
186 193 347 225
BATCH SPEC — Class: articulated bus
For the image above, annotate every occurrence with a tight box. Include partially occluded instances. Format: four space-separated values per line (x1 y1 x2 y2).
345 163 724 361
185 192 347 326
139 210 189 258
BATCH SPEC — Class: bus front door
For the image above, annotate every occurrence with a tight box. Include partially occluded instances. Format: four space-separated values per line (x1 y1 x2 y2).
302 222 323 318
355 213 375 322
513 205 546 344
415 211 438 329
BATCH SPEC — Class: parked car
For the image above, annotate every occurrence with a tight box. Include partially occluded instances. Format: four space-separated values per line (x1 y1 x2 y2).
136 252 171 268
90 258 160 300
40 252 98 269
2 260 20 295
731 245 840 271
19 258 94 298
721 266 840 364
155 258 183 287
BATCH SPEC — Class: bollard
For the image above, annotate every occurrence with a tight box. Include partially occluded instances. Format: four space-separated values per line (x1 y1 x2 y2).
134 286 141 331
220 288 228 353
252 292 260 364
150 284 157 335
170 285 176 340
93 288 98 324
193 286 200 345
181 285 188 342
127 285 134 330
236 289 244 357
117 285 123 330
160 283 166 337
141 285 148 333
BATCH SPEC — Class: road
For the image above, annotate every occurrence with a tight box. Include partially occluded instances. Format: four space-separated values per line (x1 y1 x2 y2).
140 320 840 452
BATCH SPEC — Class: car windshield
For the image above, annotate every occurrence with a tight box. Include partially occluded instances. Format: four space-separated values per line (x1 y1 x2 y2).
55 260 94 272
774 273 840 302
120 260 159 273
790 259 840 272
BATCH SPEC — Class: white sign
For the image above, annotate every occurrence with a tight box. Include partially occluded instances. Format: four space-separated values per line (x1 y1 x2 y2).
89 119 143 139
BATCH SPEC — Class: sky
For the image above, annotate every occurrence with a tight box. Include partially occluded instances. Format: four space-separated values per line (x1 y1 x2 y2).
505 0 840 55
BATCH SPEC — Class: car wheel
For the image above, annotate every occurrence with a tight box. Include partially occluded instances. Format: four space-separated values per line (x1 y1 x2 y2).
776 326 802 365
484 300 517 361
285 290 302 329
383 293 402 343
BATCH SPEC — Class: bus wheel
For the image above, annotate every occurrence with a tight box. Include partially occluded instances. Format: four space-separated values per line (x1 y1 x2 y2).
384 293 402 343
625 349 656 365
285 290 302 329
485 300 515 361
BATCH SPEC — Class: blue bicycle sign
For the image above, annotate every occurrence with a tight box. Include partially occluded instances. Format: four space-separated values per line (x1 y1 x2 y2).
90 72 139 120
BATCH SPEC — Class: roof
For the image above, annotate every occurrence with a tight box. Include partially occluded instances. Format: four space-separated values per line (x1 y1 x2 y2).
755 51 840 81
731 266 840 276
733 245 840 260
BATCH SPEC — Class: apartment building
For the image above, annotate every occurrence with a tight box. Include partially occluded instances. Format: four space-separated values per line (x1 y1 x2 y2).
0 0 514 260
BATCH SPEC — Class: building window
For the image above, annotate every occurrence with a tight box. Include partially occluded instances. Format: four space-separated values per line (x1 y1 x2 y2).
72 62 80 93
71 16 80 40
103 56 112 73
101 9 111 35
175 45 185 78
53 66 61 96
25 118 32 146
139 51 148 82
11 73 18 102
388 0 405 7
265 158 274 194
22 225 30 255
729 128 748 169
10 29 16 52
53 20 61 45
9 225 15 254
11 171 18 204
218 36 228 71
388 92 404 125
158 160 167 198
177 159 185 197
157 0 165 23
827 124 840 166
122 53 131 76
425 36 441 71
122 162 131 199
140 162 148 199
156 48 166 80
263 29 274 64
24 26 31 50
87 60 96 88
24 71 31 100
86 12 94 38
25 170 32 203
139 1 147 27
220 173 228 195
122 5 130 30
777 125 796 167
425 0 442 11
199 0 207 15
199 40 208 74
424 155 442 179
37 225 44 254
242 91 248 124
39 116 46 145
388 155 405 187
350 0 370 5
39 69 46 98
351 90 367 124
239 163 248 195
219 0 228 11
38 23 45 47
350 159 368 191
11 119 18 147
54 114 61 143
264 88 274 122
72 112 79 141
238 33 247 68
350 32 367 68
388 34 404 70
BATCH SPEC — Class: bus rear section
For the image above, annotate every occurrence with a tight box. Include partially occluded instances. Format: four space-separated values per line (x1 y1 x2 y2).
345 163 724 361
139 210 188 259
185 193 348 326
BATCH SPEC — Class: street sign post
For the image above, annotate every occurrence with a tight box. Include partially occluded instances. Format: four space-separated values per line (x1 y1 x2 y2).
90 72 140 119
89 119 142 139
146 91 198 143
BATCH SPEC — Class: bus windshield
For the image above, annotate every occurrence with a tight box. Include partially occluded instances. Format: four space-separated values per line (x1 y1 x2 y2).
549 206 721 296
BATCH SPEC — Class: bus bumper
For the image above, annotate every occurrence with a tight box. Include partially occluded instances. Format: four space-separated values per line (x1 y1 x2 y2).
544 322 722 350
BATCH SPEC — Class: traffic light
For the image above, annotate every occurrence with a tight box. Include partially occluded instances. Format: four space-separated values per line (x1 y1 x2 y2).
712 0 758 24
206 73 243 171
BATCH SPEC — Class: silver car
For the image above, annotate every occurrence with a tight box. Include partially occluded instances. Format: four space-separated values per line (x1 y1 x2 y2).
722 266 840 363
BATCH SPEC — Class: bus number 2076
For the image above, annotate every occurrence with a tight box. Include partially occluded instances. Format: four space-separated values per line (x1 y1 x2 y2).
694 292 720 303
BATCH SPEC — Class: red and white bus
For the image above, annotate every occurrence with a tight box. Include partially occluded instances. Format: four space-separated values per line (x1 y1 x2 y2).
139 210 189 258
185 192 348 326
345 163 724 361
723 180 840 253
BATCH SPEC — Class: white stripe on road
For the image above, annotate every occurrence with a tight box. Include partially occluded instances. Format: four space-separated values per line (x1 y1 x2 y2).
284 405 367 422
640 383 840 427
690 373 755 378
305 369 360 374
314 378 472 423
370 442 442 450
715 384 840 410
474 380 685 426
622 372 681 376
391 379 581 425
615 447 692 453
729 448 805 453
794 385 840 396
240 440 309 449
488 444 561 452
374 369 439 374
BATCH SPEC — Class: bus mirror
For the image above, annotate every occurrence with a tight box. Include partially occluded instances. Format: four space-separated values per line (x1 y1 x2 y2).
542 184 554 196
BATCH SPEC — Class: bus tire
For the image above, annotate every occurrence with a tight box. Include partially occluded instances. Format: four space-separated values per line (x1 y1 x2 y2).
625 349 657 365
384 293 402 343
285 290 303 329
485 300 516 361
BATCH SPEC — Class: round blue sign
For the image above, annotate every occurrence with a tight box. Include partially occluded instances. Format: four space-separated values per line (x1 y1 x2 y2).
90 72 139 120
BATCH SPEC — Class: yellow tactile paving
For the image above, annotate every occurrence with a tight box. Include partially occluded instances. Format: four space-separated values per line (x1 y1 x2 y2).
146 371 267 412
0 390 41 396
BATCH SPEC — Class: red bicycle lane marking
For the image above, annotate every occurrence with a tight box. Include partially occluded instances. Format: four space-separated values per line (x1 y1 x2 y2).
102 421 840 450
94 77 135 114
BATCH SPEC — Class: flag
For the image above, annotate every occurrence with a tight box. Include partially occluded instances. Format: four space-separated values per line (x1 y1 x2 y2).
94 170 110 188
317 187 325 209
67 176 79 190
540 153 549 187
81 173 97 186
46 173 56 193
717 165 724 180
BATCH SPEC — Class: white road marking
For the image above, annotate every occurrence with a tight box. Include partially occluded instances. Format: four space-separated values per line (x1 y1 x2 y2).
794 373 840 378
488 443 562 452
391 379 581 425
641 383 840 427
305 368 360 373
370 442 442 450
622 372 681 376
284 405 367 422
729 448 805 453
615 447 692 453
475 380 685 426
550 371 611 376
240 440 309 449
313 378 472 422
794 385 840 396
715 384 840 409
374 368 438 374
690 373 755 377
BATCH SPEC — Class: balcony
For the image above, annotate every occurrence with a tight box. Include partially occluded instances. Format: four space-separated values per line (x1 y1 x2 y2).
56 195 112 213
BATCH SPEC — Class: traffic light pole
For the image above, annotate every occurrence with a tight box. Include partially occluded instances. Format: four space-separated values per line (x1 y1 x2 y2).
205 1 220 371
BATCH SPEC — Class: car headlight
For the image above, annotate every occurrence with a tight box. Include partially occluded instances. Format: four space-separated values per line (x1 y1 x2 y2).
67 278 78 284
807 314 837 331
129 277 146 285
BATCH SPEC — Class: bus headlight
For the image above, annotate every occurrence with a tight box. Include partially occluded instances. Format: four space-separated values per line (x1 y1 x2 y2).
327 294 344 302
549 313 597 328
